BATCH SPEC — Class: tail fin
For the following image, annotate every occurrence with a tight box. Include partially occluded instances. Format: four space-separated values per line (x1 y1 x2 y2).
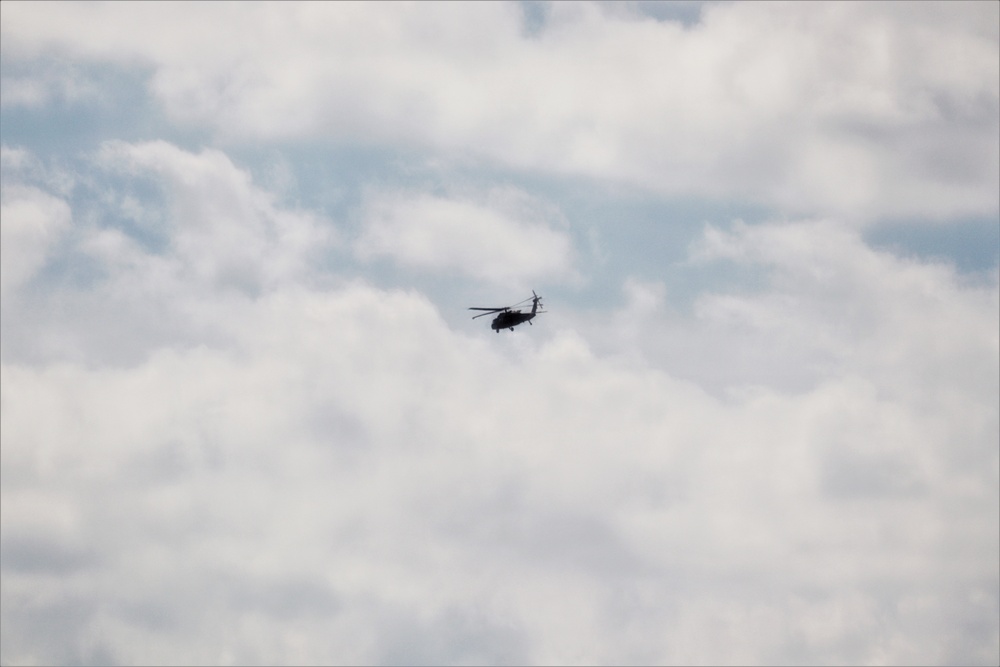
531 290 540 314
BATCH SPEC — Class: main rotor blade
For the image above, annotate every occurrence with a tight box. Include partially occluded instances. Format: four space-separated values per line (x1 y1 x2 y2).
472 311 502 320
468 307 506 311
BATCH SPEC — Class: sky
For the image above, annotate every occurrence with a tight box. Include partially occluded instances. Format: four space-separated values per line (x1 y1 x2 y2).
0 2 998 665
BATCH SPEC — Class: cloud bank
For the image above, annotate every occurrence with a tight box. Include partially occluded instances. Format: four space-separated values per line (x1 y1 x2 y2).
3 1 997 220
356 187 575 288
2 140 997 665
2 2 998 665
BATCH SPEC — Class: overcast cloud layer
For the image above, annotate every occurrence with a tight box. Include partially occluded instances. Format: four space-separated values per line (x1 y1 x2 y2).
2 2 998 666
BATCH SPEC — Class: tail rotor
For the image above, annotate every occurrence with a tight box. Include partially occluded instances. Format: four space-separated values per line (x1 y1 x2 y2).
531 290 544 314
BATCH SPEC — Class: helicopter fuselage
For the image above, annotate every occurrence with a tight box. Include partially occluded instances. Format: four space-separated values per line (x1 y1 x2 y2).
491 310 535 332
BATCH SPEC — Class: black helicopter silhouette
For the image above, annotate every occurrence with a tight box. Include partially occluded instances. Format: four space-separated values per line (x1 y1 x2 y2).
469 291 546 332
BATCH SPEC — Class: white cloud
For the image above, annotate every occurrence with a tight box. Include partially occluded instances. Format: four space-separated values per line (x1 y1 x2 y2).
0 183 71 298
584 220 1000 405
355 186 576 287
0 64 105 109
0 142 336 367
93 140 336 294
2 0 998 655
3 1 996 221
2 145 997 664
3 280 997 664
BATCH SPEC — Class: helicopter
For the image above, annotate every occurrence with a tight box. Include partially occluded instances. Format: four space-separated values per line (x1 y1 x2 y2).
469 291 546 332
